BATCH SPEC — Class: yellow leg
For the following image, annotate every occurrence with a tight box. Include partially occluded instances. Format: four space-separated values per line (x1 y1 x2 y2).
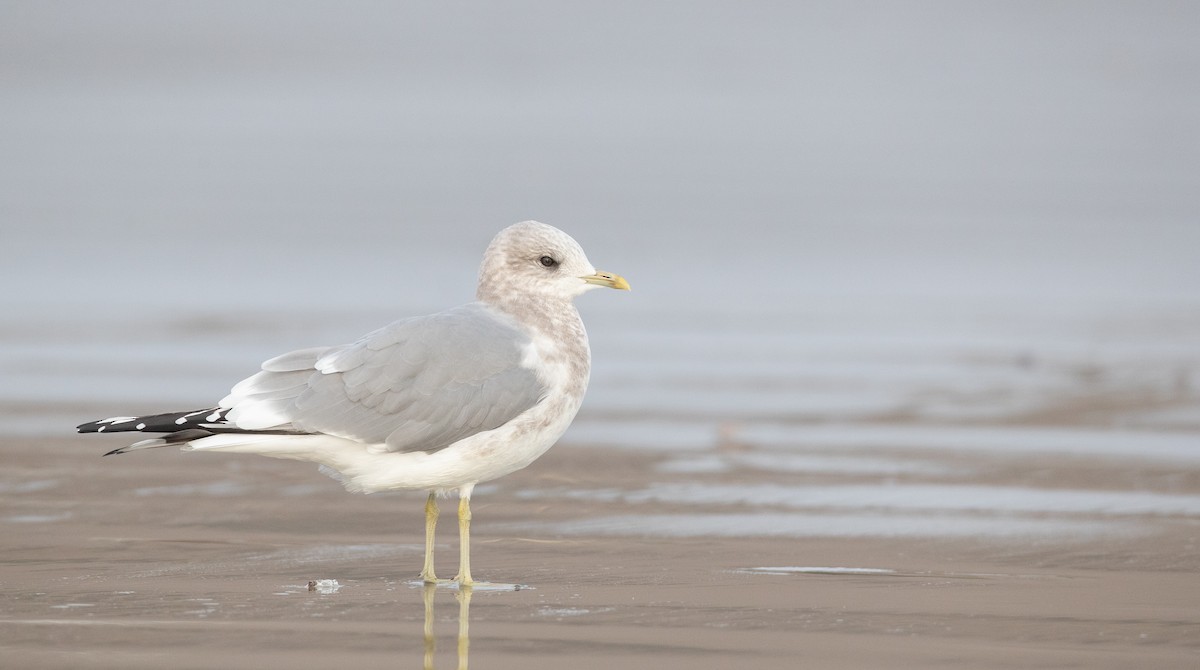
420 492 439 583
454 496 473 586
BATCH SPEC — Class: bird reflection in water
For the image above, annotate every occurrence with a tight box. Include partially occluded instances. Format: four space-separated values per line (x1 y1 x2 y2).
423 583 472 670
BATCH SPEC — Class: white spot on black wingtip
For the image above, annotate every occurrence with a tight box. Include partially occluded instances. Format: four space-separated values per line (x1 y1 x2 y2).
135 423 147 430
206 411 222 422
97 425 107 433
175 417 189 425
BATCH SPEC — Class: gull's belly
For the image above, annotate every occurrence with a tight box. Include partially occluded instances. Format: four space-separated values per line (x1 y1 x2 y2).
349 391 583 493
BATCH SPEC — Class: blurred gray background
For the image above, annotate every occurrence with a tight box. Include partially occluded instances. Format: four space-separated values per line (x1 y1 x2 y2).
2 1 1198 432
4 1 1197 314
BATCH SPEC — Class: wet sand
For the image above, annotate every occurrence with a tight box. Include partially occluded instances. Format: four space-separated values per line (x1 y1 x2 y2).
2 433 1198 669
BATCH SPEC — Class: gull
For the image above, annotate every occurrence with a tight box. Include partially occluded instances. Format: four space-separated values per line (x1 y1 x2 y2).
77 221 629 586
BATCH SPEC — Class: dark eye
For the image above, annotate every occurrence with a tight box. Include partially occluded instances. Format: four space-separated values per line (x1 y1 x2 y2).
539 255 558 268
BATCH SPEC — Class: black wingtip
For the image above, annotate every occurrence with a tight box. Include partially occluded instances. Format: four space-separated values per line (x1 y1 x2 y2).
76 409 225 436
102 447 126 456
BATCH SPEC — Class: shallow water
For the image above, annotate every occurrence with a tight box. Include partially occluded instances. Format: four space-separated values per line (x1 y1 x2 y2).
2 435 1200 669
4 237 1200 668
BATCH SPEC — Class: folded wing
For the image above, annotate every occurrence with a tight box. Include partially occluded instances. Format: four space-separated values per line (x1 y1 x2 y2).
221 303 545 453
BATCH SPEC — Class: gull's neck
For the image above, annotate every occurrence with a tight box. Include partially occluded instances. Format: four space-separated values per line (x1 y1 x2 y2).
480 291 582 338
479 292 591 392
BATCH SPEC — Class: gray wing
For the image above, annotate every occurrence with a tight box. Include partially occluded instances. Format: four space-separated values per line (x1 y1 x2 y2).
220 303 546 453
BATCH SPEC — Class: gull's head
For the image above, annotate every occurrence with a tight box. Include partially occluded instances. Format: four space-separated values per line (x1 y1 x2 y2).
478 221 630 303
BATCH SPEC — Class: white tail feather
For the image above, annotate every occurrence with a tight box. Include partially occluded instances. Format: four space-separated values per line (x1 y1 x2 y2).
184 432 370 472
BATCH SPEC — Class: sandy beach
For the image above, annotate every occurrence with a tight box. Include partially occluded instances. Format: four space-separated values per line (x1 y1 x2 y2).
2 427 1197 669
